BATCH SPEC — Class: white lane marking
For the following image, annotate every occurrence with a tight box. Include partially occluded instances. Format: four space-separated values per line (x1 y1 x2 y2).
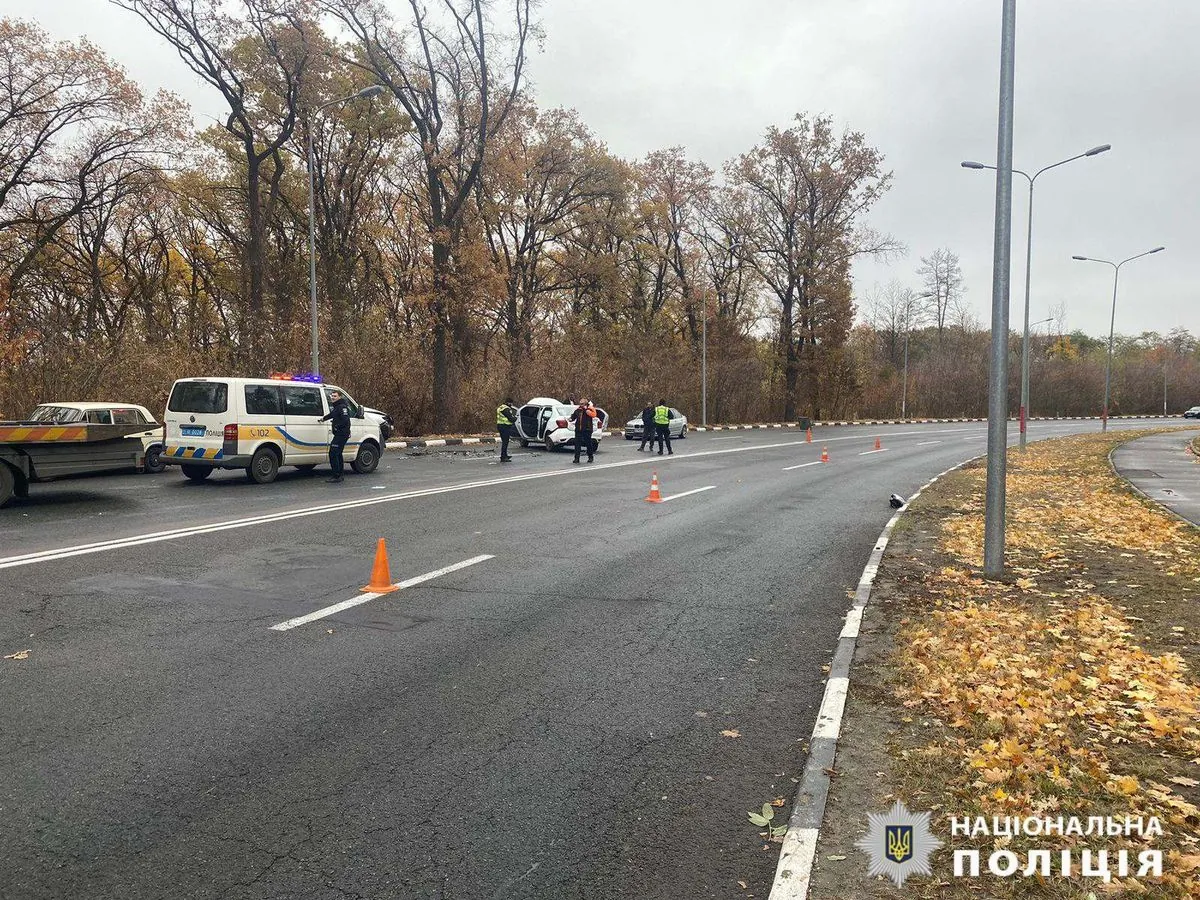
269 554 493 631
659 485 716 503
917 440 943 446
782 461 823 471
858 448 889 455
0 425 999 571
809 676 849 740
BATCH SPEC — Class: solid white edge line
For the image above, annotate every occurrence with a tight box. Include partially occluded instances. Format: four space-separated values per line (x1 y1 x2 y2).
269 554 494 631
659 485 716 503
768 457 980 900
782 461 823 471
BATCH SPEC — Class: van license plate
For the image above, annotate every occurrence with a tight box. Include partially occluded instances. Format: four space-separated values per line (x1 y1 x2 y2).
181 426 205 437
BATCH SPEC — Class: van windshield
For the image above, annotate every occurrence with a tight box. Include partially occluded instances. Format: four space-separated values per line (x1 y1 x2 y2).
169 382 228 414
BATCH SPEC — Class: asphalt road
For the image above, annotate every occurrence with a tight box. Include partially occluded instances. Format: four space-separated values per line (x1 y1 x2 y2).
0 418 1184 899
1112 428 1200 526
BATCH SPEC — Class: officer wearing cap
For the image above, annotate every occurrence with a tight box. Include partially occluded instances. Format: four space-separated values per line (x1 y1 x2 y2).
496 397 518 462
319 389 353 482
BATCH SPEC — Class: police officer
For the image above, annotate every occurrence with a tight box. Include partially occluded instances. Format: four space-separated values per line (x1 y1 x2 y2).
570 398 598 464
496 397 518 462
637 401 656 451
653 398 673 456
320 388 353 482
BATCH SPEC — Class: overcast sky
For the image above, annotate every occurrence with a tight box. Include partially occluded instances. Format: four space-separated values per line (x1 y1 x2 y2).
10 0 1197 338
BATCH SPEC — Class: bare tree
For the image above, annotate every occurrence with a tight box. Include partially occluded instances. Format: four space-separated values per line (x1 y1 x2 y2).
325 0 532 429
111 0 313 350
917 247 964 343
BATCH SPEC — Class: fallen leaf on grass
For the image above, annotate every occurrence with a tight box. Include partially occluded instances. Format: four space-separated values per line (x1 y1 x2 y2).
4 650 30 660
826 854 847 861
1169 776 1200 788
721 729 741 739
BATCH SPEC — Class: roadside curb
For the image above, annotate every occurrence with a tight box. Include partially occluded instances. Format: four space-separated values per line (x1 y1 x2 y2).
767 455 981 900
1108 435 1200 533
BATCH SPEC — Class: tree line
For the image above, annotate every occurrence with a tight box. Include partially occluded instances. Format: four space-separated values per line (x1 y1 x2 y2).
2 3 1195 432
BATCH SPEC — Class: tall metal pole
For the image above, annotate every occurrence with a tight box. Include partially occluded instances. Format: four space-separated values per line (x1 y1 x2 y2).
307 123 319 376
1072 248 1165 430
1102 267 1119 432
984 0 1017 576
1018 178 1034 448
701 305 707 427
901 299 910 419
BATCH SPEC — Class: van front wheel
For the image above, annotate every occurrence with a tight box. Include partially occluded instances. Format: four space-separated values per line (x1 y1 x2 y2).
181 464 212 482
351 442 380 475
247 447 279 484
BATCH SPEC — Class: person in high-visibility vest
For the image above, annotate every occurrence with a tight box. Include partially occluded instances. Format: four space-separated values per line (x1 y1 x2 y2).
496 397 518 462
653 399 673 456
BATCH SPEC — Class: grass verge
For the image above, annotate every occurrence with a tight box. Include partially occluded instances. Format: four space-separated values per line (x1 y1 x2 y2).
808 431 1200 898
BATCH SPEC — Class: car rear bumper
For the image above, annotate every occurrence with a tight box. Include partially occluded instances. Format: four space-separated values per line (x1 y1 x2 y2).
162 446 253 468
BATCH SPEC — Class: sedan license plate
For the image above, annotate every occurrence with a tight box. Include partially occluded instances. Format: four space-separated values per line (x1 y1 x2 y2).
181 426 206 437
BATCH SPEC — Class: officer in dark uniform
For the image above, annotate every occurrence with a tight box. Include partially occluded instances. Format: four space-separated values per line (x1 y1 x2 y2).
320 389 352 482
570 398 598 464
496 397 518 462
637 401 656 451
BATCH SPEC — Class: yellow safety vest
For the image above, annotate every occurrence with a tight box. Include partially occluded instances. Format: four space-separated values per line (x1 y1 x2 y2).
654 405 670 425
497 405 515 426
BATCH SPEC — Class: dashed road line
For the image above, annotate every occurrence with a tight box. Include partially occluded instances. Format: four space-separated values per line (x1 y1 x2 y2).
659 485 716 503
782 461 823 471
269 555 493 631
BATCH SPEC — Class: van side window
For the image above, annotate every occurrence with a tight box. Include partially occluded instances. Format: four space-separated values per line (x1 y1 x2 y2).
282 386 323 417
245 385 284 415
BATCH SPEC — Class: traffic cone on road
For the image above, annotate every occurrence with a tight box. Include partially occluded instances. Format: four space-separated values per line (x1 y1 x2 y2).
361 538 400 593
874 436 882 451
821 446 830 463
645 471 663 503
806 427 813 443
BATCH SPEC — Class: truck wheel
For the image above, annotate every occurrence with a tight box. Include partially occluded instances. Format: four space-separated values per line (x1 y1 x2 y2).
247 447 279 484
0 462 15 508
351 441 380 475
144 445 166 474
181 464 212 482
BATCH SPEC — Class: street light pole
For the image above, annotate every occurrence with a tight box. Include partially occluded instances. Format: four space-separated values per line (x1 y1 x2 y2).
962 144 1110 450
1071 247 1166 431
701 304 707 427
307 85 385 376
982 0 1016 577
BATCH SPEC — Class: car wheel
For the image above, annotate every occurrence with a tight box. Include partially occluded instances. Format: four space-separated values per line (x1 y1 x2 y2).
144 444 166 473
351 441 380 475
545 440 559 452
247 447 279 484
678 425 687 439
519 439 529 448
181 463 212 482
296 464 317 473
0 462 15 508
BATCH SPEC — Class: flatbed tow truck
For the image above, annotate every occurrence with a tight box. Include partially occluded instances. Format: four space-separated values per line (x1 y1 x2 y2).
0 421 147 507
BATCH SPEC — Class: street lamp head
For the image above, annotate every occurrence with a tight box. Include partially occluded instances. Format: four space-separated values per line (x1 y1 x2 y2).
961 161 988 169
356 84 386 99
1084 144 1112 156
1150 246 1165 254
1071 255 1089 261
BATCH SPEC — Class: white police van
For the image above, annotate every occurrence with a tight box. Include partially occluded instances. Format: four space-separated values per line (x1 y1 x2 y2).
162 375 383 484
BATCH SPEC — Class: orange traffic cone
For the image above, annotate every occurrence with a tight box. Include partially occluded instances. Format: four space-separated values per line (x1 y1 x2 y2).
821 446 830 463
645 470 663 503
361 538 401 593
874 436 882 451
806 427 813 443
